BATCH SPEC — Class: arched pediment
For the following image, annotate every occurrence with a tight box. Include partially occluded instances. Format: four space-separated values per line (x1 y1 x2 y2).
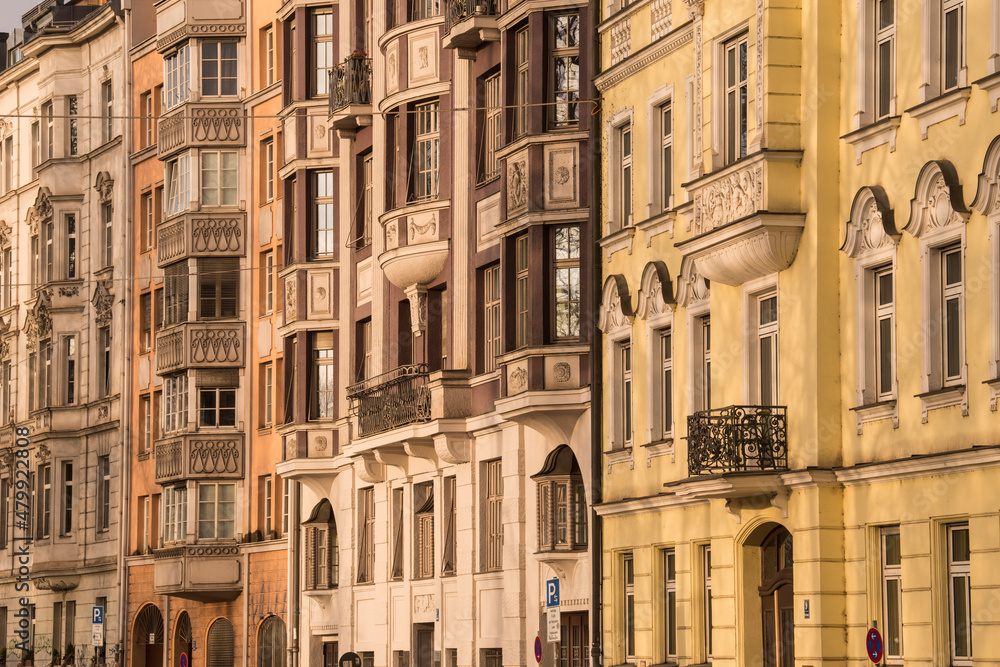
26 187 54 235
95 171 115 204
674 256 710 308
904 160 969 238
841 186 899 258
636 261 674 319
972 134 1000 216
598 274 634 334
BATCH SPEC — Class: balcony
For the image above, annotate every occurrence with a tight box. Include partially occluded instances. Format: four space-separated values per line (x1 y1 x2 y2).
443 0 500 52
153 544 242 602
156 212 246 267
157 102 246 159
156 322 246 373
348 365 431 438
687 405 787 475
329 56 373 131
154 433 245 484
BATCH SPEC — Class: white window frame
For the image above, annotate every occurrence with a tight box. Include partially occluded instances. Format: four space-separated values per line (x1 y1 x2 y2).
702 545 713 660
606 108 633 234
620 125 633 227
264 250 275 314
481 73 502 184
142 395 152 454
201 41 239 97
947 523 972 665
263 475 273 535
263 362 273 427
414 101 440 200
60 460 73 536
720 30 749 167
484 459 503 572
197 482 236 540
743 279 779 406
620 341 633 445
918 0 967 103
662 547 677 662
873 265 895 402
880 526 903 662
874 0 896 121
709 24 751 170
197 387 237 428
163 373 189 434
265 27 275 86
264 138 275 203
604 306 632 449
483 264 501 373
163 45 191 110
165 153 191 218
101 79 114 144
163 484 188 544
689 307 712 413
62 334 77 406
200 150 239 208
623 553 635 662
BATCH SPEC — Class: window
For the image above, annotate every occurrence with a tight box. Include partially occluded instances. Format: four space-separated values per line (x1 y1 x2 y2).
39 339 52 409
411 0 439 21
553 226 581 339
140 91 152 148
724 33 749 165
164 45 191 110
37 464 51 539
703 546 713 658
415 483 434 578
754 291 778 406
0 478 8 549
881 527 902 661
142 192 153 252
163 485 187 543
323 644 338 667
515 235 529 348
551 15 580 127
202 42 238 96
281 478 290 536
1 247 10 309
163 374 189 434
948 523 971 664
942 0 965 93
875 0 895 120
515 28 529 138
314 332 336 419
264 28 276 87
359 153 373 247
0 361 10 426
481 74 501 182
391 487 404 579
261 475 273 535
483 649 501 667
696 315 712 411
624 554 635 661
28 353 36 413
68 95 78 156
63 335 77 405
141 292 152 353
41 102 53 162
313 170 335 258
164 261 189 326
484 265 501 373
940 244 964 385
141 396 152 454
103 202 113 268
660 330 673 437
166 153 190 217
620 341 632 444
312 10 334 96
258 615 286 667
263 138 275 202
61 461 73 535
535 446 587 551
207 619 235 667
98 326 111 398
357 487 375 583
40 218 53 285
414 102 440 200
201 151 239 207
262 362 274 427
308 524 338 589
662 549 677 661
199 388 236 427
874 267 895 400
66 213 77 279
198 257 239 319
31 121 39 178
101 80 113 143
619 124 632 226
484 459 503 571
442 476 456 575
660 102 673 209
259 251 274 315
198 483 236 539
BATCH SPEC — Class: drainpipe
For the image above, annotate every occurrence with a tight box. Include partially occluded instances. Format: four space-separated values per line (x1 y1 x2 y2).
588 0 603 664
288 481 301 667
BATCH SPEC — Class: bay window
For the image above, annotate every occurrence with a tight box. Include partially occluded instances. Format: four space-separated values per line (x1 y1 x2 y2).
163 485 188 543
201 151 239 207
201 42 238 97
553 226 581 339
165 153 190 218
198 482 236 539
163 373 189 434
551 14 580 127
414 101 440 200
534 446 586 552
164 45 191 110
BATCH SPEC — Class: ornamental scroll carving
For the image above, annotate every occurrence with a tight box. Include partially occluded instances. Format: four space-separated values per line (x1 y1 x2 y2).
27 187 54 235
95 171 114 204
190 438 242 475
904 160 969 238
693 164 763 235
841 186 899 258
93 279 114 327
636 260 674 319
0 220 11 247
598 274 634 334
971 134 1000 216
25 290 52 350
674 257 710 308
191 329 242 364
285 279 297 314
192 108 243 143
192 217 242 253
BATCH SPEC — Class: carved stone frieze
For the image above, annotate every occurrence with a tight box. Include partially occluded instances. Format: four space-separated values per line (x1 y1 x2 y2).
693 163 763 235
611 18 631 65
93 280 115 327
651 0 672 40
507 159 527 211
25 290 52 350
285 279 297 314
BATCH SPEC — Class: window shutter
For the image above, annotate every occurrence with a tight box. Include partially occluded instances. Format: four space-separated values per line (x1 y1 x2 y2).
198 257 239 319
164 261 189 325
305 526 316 590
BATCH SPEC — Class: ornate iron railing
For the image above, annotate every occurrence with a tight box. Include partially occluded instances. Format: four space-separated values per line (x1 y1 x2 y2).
347 364 431 437
445 0 499 33
330 57 373 114
687 405 787 475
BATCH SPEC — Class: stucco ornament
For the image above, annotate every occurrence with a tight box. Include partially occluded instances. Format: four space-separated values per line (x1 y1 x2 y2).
93 280 115 327
286 279 297 314
35 443 50 464
904 160 969 238
971 134 1000 216
841 186 899 258
651 0 672 40
508 366 527 392
693 164 762 234
405 285 428 336
0 220 11 247
508 160 527 210
674 258 710 308
95 171 114 204
25 290 52 350
408 213 437 241
27 187 54 235
598 274 634 334
553 362 572 383
635 261 674 319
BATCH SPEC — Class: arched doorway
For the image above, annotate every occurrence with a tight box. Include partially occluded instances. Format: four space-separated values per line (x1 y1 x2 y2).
759 526 794 667
173 612 193 667
131 605 164 667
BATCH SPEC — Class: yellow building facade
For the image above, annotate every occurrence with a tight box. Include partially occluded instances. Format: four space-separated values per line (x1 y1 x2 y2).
597 1 1000 666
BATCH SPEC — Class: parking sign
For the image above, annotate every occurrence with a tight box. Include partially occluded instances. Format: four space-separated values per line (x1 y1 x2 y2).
546 579 560 607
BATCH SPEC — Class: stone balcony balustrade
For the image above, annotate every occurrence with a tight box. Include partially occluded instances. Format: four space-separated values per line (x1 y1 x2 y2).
157 102 246 159
156 322 246 373
153 432 245 484
156 212 246 267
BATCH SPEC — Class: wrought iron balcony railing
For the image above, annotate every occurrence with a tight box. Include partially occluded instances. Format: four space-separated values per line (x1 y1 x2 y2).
329 56 373 114
445 0 499 33
687 405 787 475
347 364 431 437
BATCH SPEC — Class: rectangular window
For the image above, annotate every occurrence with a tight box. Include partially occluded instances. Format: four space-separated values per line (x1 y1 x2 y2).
38 464 51 538
263 138 275 202
28 353 36 413
874 266 894 399
704 546 713 658
312 10 334 96
202 42 238 97
101 80 113 143
1 247 10 309
61 461 73 535
40 340 52 409
198 482 236 539
262 475 273 535
483 649 501 667
166 153 190 217
724 34 749 165
624 554 635 661
142 192 153 252
411 0 439 21
358 487 375 583
141 396 152 454
442 476 456 575
356 319 372 382
660 103 674 210
414 101 440 200
620 124 632 226
262 362 274 427
940 244 964 384
198 257 239 319
163 374 189 434
698 316 712 411
103 203 113 268
515 28 529 138
141 292 152 353
483 265 501 373
515 235 529 348
948 523 971 663
360 153 373 247
391 487 404 579
68 95 78 156
485 459 503 572
198 388 236 427
551 15 580 127
942 0 965 92
620 342 633 445
42 102 53 161
415 483 434 579
63 335 76 405
3 136 11 193
0 478 8 549
1 361 10 426
553 226 581 339
42 219 53 284
98 326 111 398
201 151 238 207
141 91 152 148
881 526 902 661
660 330 673 436
265 27 276 86
164 45 191 110
260 251 274 314
314 332 336 419
875 0 895 120
481 73 502 182
757 292 778 406
164 261 189 326
281 477 290 536
163 485 187 543
663 549 677 660
313 170 335 258
66 213 77 279
31 121 39 178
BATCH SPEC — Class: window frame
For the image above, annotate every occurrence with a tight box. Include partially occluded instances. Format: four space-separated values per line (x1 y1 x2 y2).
514 27 529 139
165 153 191 218
552 225 581 340
197 387 237 428
413 101 441 201
101 79 114 144
515 235 529 348
164 45 191 111
549 14 581 129
623 553 635 662
312 170 336 258
483 264 501 373
480 73 502 184
197 482 236 540
874 0 896 121
60 460 73 536
722 32 749 166
662 548 677 661
201 150 239 208
357 487 375 583
201 41 239 98
947 523 972 665
745 284 778 406
484 459 503 572
880 526 903 662
311 9 335 97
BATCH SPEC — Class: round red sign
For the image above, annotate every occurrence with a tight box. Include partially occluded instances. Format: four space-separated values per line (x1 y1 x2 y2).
866 627 883 663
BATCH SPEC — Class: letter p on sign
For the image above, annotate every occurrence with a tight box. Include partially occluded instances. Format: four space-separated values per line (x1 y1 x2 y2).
546 579 560 607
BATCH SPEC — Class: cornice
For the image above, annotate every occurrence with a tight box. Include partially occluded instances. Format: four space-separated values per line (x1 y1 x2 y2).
595 22 693 92
835 446 1000 486
594 492 708 517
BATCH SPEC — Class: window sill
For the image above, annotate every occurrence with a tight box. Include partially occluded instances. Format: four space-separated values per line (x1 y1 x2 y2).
641 438 674 466
904 87 971 140
915 384 968 423
841 116 901 165
137 452 150 462
599 225 636 259
973 70 1000 113
604 446 634 473
849 399 898 434
984 377 1000 411
635 210 675 244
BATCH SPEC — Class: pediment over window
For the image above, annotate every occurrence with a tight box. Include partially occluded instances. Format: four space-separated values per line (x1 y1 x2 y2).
598 274 634 334
26 187 53 234
302 498 336 527
674 256 710 308
841 186 899 258
904 160 969 238
635 261 674 320
972 134 1000 216
95 171 114 204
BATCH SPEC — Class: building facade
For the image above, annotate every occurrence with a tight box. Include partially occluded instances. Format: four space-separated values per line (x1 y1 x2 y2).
0 1 127 664
597 2 1000 667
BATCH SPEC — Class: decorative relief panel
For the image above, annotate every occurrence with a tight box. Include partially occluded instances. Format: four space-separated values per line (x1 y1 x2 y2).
544 144 578 209
308 114 330 156
506 360 529 395
692 163 763 235
544 356 579 390
904 161 969 238
651 0 672 40
385 219 400 249
506 155 528 214
357 257 373 303
476 194 501 251
386 41 400 95
598 274 634 335
408 212 438 244
308 271 333 317
636 261 674 319
610 18 631 65
408 30 440 86
95 171 114 204
841 186 899 258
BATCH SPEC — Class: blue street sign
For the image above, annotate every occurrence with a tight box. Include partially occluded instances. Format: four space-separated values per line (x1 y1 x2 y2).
534 637 542 663
867 627 883 663
546 578 560 607
93 607 104 624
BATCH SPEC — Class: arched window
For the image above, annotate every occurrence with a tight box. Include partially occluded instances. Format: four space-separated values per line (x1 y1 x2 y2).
131 605 164 667
532 445 587 552
257 616 287 667
174 612 193 667
207 618 235 667
303 498 338 590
